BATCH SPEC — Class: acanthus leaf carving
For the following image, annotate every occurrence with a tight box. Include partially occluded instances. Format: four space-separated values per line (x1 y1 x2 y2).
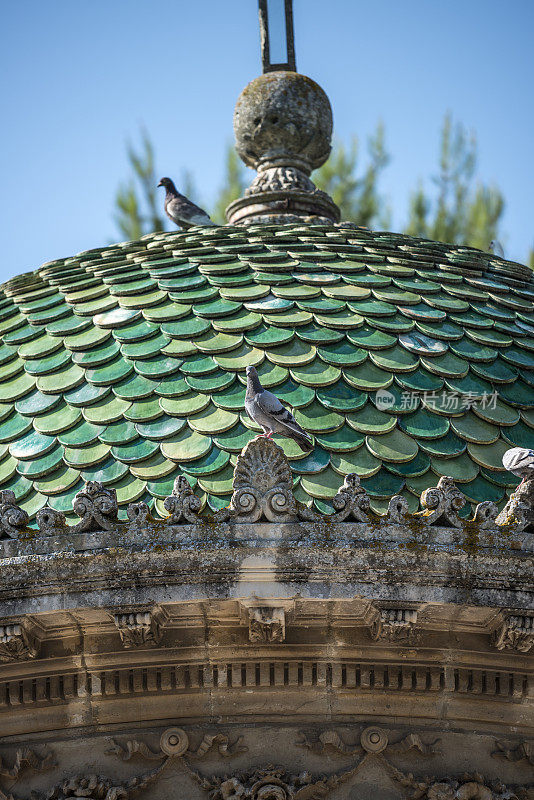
248 607 286 643
0 623 38 663
71 482 118 533
370 607 419 643
0 491 30 539
163 476 202 524
112 609 162 650
492 614 534 653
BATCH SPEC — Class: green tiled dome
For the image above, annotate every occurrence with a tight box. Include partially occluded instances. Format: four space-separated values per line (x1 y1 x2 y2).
1 223 533 523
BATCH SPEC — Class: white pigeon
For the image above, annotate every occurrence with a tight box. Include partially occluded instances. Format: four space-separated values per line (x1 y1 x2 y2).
489 240 505 259
244 366 313 452
158 177 215 229
502 447 534 483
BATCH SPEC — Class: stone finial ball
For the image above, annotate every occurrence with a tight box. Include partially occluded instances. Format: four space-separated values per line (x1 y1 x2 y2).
233 71 333 173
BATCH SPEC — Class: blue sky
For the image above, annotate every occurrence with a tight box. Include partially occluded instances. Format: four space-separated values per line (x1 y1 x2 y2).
1 0 533 281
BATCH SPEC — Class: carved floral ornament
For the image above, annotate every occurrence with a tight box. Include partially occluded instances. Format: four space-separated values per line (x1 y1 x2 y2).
1 727 532 800
1 438 532 541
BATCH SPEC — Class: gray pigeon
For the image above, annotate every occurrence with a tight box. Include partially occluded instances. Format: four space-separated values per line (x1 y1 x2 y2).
157 177 215 229
502 447 534 482
245 366 313 452
489 240 505 258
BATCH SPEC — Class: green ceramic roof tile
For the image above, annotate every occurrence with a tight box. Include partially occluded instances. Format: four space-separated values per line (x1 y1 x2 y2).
161 429 212 462
347 404 397 434
502 420 534 449
344 362 393 391
64 442 111 468
330 447 381 478
33 403 82 435
294 401 343 433
398 408 449 439
2 224 534 520
366 429 419 463
431 452 479 482
17 446 64 479
466 438 511 471
317 381 367 413
73 340 121 368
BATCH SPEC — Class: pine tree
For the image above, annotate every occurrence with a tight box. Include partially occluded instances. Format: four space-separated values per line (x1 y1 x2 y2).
406 113 504 250
115 129 166 240
312 123 390 228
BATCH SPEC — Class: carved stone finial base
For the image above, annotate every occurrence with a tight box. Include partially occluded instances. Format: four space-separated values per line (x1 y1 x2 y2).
227 71 340 225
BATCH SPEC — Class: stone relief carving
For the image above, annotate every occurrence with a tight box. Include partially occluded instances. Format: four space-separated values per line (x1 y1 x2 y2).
492 614 534 653
0 747 54 800
112 609 161 650
370 608 419 643
248 607 286 643
297 726 438 758
0 490 30 538
0 439 531 542
419 477 468 528
224 437 297 523
110 727 247 762
492 739 534 765
387 769 533 800
245 166 316 195
0 622 38 663
71 482 118 533
190 764 360 800
163 476 203 523
496 479 534 532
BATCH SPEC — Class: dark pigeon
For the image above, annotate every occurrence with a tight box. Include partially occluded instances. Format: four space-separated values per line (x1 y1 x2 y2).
244 365 313 452
157 177 215 229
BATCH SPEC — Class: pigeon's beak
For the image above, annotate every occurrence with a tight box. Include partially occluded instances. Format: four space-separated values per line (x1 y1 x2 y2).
157 180 163 188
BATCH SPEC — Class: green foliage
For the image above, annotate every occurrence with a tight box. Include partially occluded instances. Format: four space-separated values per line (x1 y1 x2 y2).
212 145 248 224
313 123 390 228
406 113 504 250
114 129 166 240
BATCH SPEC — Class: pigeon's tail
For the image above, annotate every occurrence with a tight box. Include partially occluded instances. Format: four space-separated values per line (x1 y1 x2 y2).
287 430 314 453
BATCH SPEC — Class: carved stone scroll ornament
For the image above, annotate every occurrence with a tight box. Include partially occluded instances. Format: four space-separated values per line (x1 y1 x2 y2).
297 726 438 758
0 623 38 663
70 482 118 533
0 490 30 539
163 475 202 523
492 614 534 653
224 437 298 523
110 727 247 762
419 477 467 527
